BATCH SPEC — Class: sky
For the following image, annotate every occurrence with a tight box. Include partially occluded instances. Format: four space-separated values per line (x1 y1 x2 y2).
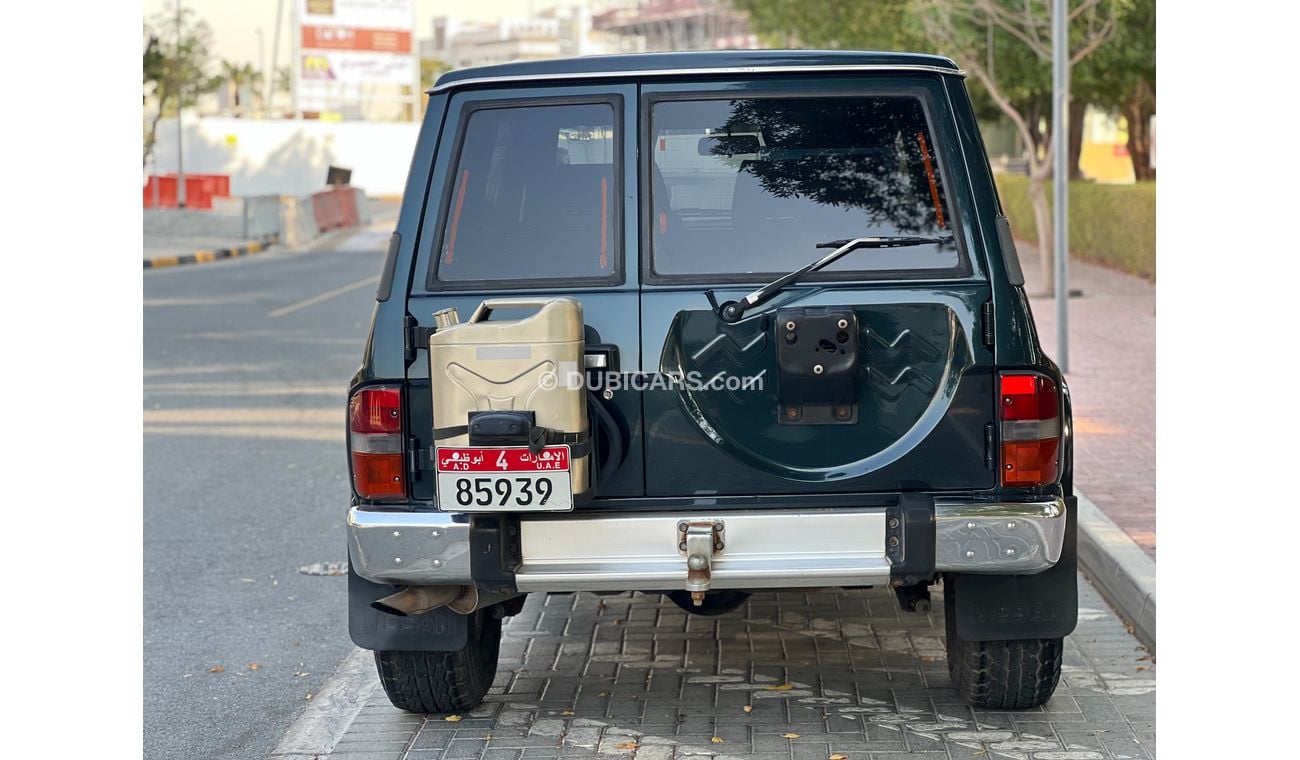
143 0 596 72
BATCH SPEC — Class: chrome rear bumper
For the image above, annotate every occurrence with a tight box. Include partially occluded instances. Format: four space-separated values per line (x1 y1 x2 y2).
934 499 1066 573
347 498 1066 590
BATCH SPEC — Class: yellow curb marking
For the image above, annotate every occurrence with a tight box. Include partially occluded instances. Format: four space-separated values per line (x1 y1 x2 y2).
194 250 215 263
247 241 263 253
150 255 179 268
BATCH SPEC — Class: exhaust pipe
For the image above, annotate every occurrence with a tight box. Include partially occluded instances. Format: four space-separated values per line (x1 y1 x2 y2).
371 585 479 617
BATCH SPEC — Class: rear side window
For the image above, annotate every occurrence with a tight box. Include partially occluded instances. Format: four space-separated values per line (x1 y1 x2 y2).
434 101 620 285
650 95 963 279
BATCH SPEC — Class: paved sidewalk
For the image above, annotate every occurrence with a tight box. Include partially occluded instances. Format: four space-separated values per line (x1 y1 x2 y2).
144 201 253 261
287 581 1154 760
1017 246 1156 557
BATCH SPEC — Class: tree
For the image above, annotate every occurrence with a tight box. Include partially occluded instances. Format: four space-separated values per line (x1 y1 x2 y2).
218 59 262 115
1074 0 1154 179
732 0 1122 293
142 8 220 169
917 2 1119 292
420 58 450 91
733 0 928 50
420 58 451 116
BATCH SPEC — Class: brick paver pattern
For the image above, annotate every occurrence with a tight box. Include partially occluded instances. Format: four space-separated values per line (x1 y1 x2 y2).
321 581 1154 760
1019 247 1156 557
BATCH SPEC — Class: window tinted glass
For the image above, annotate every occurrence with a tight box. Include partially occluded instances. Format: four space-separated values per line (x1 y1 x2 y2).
436 102 618 283
650 96 960 278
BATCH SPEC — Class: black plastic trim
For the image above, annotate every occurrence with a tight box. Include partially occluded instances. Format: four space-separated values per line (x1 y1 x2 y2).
468 514 519 594
376 231 401 302
888 492 936 586
995 216 1025 286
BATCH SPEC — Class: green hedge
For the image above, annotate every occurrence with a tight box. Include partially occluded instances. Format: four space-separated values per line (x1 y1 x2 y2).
994 174 1156 280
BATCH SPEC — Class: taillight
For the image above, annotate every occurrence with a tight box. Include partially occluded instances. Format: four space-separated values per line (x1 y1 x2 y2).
999 373 1060 487
349 385 405 499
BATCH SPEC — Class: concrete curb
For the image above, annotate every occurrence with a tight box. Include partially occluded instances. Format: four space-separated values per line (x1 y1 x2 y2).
1075 489 1156 652
270 647 379 758
142 233 280 270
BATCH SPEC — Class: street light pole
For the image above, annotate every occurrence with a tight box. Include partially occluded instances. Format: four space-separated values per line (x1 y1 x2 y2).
257 28 265 116
1052 0 1069 371
175 0 187 208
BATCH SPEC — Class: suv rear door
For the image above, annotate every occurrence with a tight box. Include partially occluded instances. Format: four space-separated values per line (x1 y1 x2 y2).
638 76 996 497
404 83 646 499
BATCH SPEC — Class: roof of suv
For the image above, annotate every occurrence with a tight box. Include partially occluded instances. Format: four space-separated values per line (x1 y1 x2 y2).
429 50 963 93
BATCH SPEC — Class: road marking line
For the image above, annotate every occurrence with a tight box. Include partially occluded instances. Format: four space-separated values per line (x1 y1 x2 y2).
269 275 379 318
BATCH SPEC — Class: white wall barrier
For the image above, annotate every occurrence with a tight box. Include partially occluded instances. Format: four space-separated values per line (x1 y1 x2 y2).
150 116 419 197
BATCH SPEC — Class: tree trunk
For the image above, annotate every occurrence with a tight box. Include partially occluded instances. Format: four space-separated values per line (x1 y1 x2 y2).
144 82 171 170
1028 173 1053 297
1125 82 1156 181
1068 99 1087 180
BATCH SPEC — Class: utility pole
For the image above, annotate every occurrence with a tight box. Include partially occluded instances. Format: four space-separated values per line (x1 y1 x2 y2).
291 0 301 119
1052 0 1069 371
175 0 187 208
270 0 285 116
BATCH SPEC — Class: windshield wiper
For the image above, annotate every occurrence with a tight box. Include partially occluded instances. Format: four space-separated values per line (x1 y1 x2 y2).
712 236 953 323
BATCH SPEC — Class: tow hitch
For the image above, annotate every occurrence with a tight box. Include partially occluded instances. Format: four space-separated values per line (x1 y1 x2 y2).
677 519 725 605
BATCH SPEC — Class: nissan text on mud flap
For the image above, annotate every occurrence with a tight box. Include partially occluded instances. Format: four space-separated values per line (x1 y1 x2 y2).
346 51 1077 714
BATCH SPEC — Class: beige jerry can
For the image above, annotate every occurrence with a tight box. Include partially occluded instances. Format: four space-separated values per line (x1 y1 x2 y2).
428 297 589 501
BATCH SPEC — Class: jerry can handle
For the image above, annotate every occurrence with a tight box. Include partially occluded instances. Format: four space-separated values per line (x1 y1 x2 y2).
468 298 556 323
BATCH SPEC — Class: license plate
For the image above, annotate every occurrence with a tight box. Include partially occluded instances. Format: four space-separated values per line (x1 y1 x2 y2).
434 445 573 512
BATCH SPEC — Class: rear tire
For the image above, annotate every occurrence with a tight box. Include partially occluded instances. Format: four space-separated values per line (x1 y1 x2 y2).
944 581 1063 709
666 589 750 616
374 609 502 714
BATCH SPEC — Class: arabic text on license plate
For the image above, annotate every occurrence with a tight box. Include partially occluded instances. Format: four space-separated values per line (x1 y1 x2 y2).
434 446 573 512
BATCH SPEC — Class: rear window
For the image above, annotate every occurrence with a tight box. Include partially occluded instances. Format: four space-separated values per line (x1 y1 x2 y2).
433 101 620 285
649 95 962 279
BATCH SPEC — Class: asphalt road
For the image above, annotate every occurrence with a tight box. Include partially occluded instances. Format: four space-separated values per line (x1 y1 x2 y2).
144 217 395 759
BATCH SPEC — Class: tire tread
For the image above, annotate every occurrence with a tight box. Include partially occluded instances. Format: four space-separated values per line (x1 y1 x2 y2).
944 584 1064 709
374 611 501 714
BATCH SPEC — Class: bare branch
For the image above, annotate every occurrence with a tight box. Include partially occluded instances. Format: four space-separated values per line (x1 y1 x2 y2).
1070 13 1116 65
1069 0 1102 23
969 0 1051 59
920 6 1043 172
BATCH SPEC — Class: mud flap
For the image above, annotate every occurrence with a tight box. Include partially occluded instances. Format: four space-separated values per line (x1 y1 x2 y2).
347 564 469 652
949 495 1078 641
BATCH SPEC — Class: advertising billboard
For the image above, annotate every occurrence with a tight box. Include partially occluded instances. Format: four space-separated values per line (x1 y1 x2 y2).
297 0 415 117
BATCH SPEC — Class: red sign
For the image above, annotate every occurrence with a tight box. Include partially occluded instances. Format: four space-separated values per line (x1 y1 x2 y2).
302 25 411 53
436 446 571 473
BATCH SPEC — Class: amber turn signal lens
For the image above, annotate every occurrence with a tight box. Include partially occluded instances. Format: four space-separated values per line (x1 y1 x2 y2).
351 451 406 499
1001 439 1060 487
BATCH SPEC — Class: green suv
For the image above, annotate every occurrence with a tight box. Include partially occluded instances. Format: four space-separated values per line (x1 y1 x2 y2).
346 50 1077 714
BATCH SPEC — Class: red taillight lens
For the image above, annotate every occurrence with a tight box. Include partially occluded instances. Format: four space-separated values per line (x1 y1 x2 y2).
350 386 402 433
1000 373 1060 487
349 386 405 499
